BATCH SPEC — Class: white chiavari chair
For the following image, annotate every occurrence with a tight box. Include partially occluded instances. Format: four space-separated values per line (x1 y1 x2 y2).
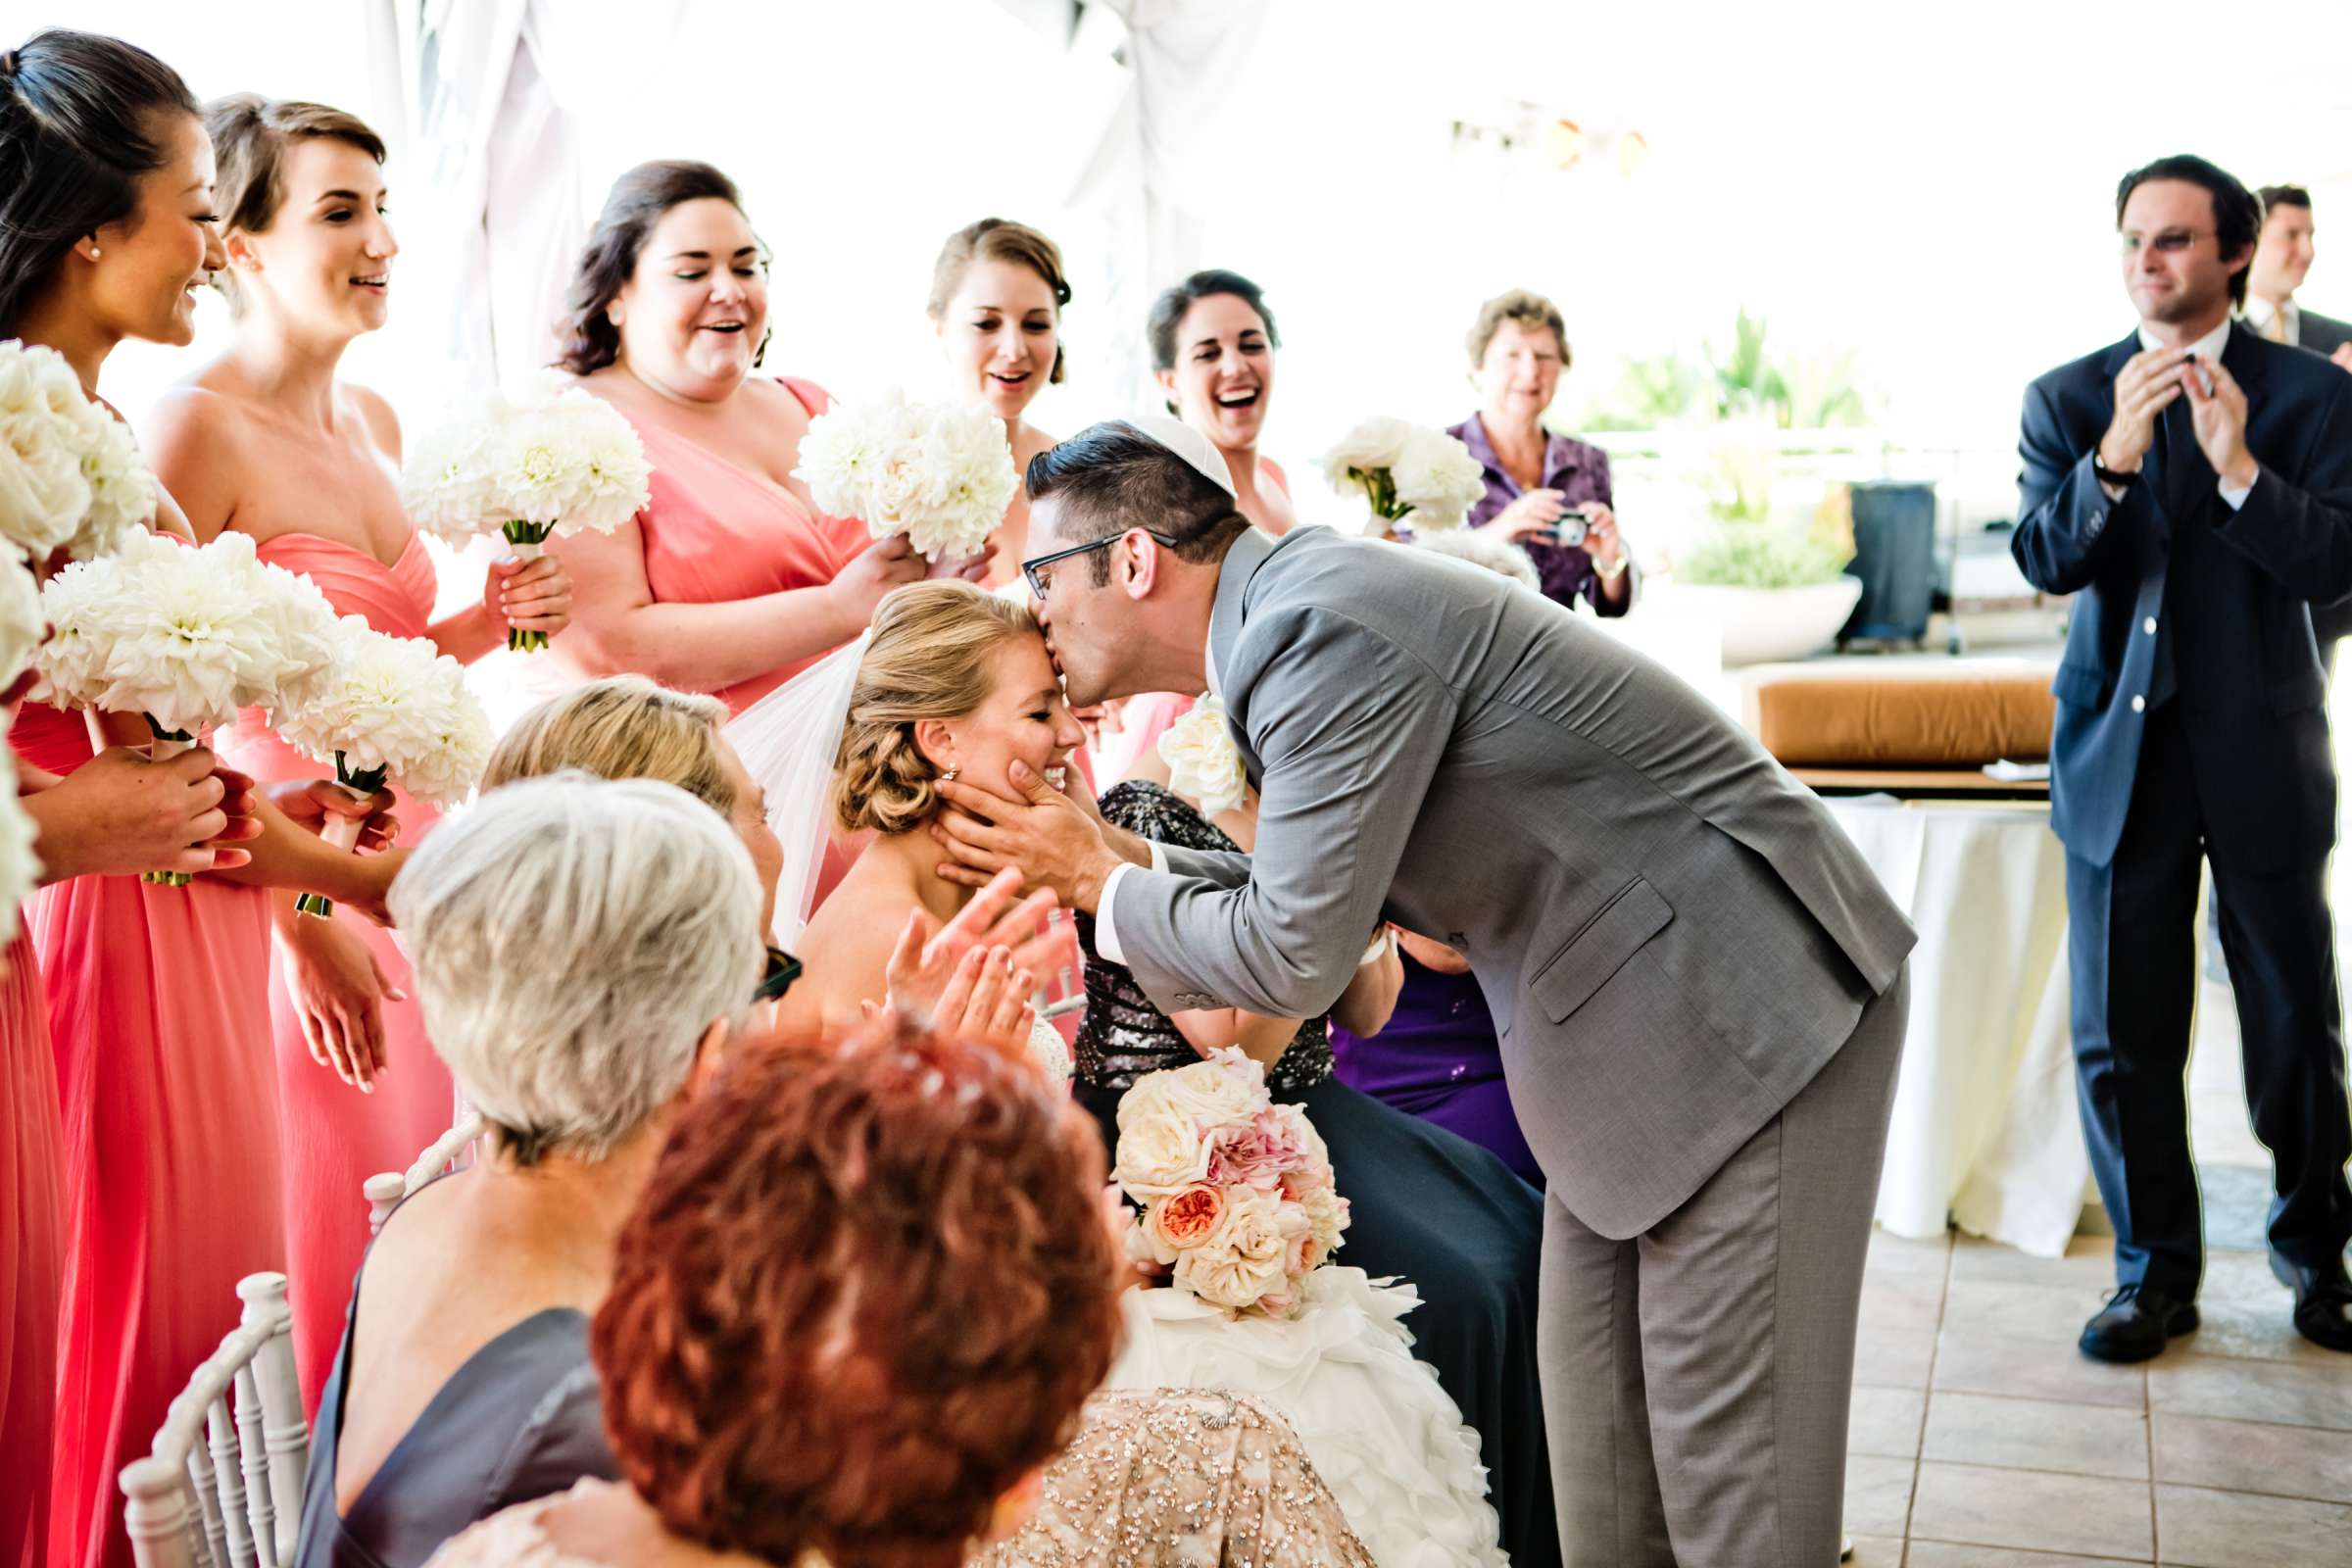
363 1110 485 1235
117 1274 307 1568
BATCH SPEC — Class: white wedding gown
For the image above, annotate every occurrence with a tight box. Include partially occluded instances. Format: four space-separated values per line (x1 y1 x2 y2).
1104 1268 1506 1568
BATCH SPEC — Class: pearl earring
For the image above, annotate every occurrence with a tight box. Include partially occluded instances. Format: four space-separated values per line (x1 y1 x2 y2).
88 246 101 260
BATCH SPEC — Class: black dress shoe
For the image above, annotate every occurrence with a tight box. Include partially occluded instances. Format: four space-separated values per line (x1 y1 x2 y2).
2079 1283 2199 1363
2270 1250 2352 1352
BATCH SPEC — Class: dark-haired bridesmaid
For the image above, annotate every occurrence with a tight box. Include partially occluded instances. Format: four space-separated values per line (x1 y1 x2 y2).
0 30 391 1568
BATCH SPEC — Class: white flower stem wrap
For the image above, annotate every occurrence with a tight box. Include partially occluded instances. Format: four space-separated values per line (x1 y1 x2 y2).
35 531 339 885
1111 1048 1349 1320
1319 416 1487 533
792 388 1016 564
402 374 652 652
0 339 157 564
275 616 492 916
1156 696 1249 816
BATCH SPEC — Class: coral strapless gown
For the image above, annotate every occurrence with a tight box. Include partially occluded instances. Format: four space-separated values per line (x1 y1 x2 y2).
1 921 60 1568
18 702 278 1568
622 376 871 716
215 532 455 1415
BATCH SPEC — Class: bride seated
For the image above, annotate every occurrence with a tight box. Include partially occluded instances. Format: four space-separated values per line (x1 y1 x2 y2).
761 579 1523 1560
779 581 1083 1077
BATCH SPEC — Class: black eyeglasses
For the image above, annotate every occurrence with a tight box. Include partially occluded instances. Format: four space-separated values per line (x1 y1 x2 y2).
1020 530 1181 599
755 946 804 1004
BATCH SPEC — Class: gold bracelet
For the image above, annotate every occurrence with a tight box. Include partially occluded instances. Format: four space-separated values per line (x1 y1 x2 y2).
1592 551 1631 581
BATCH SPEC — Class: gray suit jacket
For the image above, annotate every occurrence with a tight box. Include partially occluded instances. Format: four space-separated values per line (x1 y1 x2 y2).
2298 307 2352 358
1108 526 1917 1238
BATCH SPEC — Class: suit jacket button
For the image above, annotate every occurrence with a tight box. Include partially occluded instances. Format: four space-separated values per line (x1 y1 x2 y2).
2131 695 2146 712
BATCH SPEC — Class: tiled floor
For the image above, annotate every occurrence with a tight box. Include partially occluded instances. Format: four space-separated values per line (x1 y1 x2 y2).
1844 1226 2352 1566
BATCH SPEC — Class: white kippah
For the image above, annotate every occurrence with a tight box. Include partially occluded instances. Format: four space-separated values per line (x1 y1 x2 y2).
1121 413 1238 498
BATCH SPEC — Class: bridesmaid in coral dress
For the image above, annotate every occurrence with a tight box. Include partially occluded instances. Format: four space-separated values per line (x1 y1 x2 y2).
1094 270 1298 783
0 33 400 1568
551 161 971 724
143 94 570 1416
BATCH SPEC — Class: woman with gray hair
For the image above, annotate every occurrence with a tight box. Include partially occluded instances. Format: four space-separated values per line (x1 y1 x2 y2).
294 772 766 1568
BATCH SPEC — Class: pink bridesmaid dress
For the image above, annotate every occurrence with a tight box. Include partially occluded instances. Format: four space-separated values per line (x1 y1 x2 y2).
214 532 454 1415
620 376 872 716
18 703 279 1568
1 923 61 1568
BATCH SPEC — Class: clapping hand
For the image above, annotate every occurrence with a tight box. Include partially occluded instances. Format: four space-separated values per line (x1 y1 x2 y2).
2098 345 2190 474
2182 354 2259 490
882 866 1075 1028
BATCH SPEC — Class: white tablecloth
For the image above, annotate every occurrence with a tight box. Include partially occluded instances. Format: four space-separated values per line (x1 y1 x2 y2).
1823 797 2092 1256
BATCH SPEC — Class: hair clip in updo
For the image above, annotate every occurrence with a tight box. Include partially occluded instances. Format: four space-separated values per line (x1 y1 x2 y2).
0 50 22 79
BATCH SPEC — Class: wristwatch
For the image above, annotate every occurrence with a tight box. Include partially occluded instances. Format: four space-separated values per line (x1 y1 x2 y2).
1592 551 1631 581
2091 452 2138 490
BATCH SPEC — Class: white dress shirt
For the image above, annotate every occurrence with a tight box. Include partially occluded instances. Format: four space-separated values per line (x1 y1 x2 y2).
2242 295 2301 347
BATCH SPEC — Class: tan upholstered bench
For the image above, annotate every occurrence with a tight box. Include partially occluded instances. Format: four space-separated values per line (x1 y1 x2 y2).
1740 661 2058 797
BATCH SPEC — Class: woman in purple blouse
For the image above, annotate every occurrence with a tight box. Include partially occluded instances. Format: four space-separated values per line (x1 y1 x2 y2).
1446 287 1640 616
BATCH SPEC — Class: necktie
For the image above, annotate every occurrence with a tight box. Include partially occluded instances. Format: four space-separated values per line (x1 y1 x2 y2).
2261 308 2290 345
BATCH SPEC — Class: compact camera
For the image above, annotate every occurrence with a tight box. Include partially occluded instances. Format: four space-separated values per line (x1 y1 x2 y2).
1548 508 1592 549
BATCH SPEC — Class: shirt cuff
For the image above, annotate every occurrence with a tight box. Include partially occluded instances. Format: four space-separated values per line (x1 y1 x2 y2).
2219 468 2257 510
1093 842 1167 967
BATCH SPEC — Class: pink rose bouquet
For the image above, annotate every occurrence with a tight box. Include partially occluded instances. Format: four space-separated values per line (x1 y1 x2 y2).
1111 1048 1349 1318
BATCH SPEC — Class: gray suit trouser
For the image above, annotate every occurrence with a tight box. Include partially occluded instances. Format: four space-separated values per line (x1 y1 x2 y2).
1541 967 1908 1567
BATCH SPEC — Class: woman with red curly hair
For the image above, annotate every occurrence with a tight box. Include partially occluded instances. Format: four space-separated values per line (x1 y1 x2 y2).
423 1021 1373 1567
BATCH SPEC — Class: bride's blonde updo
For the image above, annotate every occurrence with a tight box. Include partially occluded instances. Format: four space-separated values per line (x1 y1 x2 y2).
834 581 1039 835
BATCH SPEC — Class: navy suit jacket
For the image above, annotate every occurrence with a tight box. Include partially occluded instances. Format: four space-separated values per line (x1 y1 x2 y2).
2012 322 2352 871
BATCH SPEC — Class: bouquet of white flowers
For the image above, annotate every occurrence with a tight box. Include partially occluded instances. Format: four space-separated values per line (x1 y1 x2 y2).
275 616 491 916
403 375 651 650
1320 416 1487 533
793 389 1016 564
0 339 157 563
0 557 41 690
34 530 339 883
1156 696 1249 815
1113 1049 1349 1320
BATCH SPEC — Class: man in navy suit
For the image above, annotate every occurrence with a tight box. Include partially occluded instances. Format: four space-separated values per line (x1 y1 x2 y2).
2014 154 2352 1362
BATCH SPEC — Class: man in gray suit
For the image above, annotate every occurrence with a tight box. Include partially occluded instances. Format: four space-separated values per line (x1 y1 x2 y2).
931 419 1918 1565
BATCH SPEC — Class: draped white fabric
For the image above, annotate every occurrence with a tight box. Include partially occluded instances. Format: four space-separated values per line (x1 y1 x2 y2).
1823 798 2093 1257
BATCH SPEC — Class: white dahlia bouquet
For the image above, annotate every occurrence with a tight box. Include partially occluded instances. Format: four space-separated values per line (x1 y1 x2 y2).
793 388 1016 564
274 617 491 916
33 530 339 883
1156 696 1249 815
403 375 651 650
0 339 157 563
1320 416 1487 533
0 555 42 689
1112 1048 1348 1320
